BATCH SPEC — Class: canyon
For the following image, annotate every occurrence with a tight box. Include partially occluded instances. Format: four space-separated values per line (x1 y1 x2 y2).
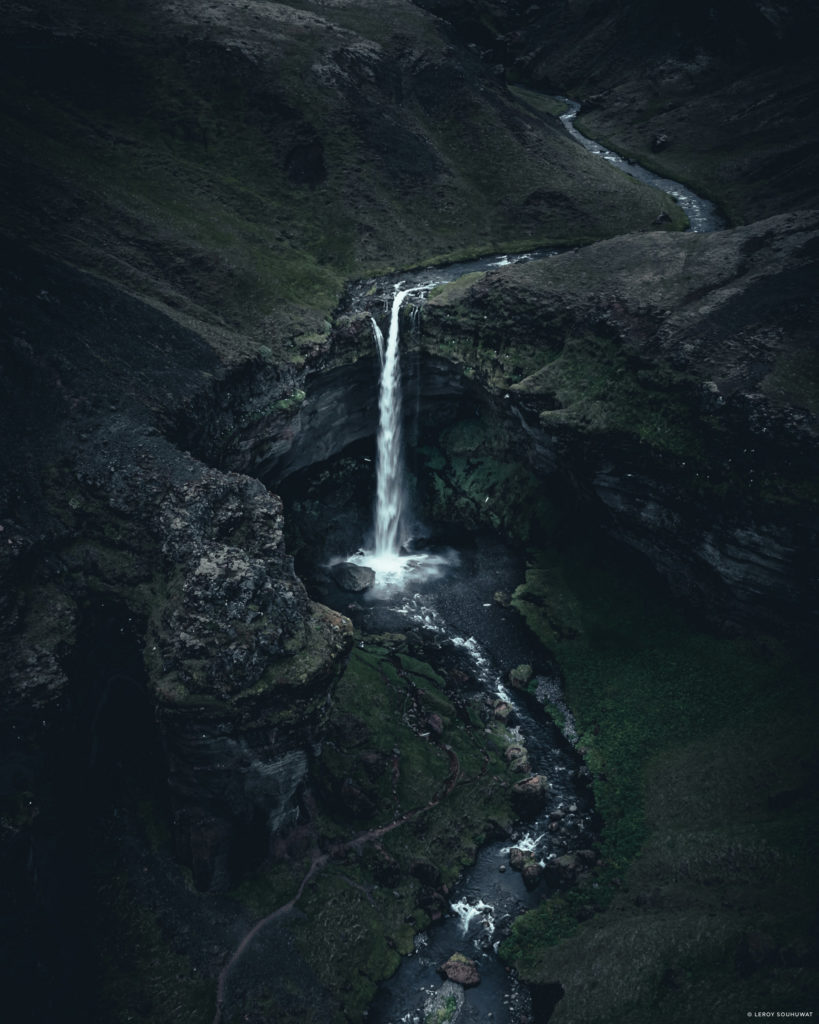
1 2 817 1023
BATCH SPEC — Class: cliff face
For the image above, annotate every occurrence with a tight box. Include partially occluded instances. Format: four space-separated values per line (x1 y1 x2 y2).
416 211 819 634
1 0 817 1021
1 250 353 890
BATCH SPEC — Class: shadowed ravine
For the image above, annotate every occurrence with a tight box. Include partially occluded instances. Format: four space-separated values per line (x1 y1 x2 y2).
2 4 818 1023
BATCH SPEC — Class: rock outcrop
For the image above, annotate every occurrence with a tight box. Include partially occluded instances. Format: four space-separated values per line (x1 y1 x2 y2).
417 211 819 635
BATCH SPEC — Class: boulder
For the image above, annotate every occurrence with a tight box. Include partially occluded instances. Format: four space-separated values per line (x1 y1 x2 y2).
330 561 375 592
510 774 550 818
509 847 528 871
508 663 533 689
522 861 543 890
493 700 514 723
425 712 445 736
423 981 464 1022
544 852 582 886
439 952 481 987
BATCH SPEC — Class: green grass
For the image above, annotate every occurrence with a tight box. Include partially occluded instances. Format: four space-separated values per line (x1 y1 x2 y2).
499 535 818 1015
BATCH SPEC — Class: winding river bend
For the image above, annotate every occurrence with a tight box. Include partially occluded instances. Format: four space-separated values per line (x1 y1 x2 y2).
557 97 724 233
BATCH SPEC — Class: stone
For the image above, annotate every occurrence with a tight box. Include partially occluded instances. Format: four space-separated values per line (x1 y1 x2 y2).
330 561 375 592
544 852 582 886
509 847 528 871
508 664 533 689
439 951 481 987
510 774 550 818
521 861 543 890
423 981 464 1022
493 700 513 723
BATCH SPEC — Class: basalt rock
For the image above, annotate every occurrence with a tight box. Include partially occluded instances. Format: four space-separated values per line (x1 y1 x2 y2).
420 211 819 636
439 951 481 988
511 774 551 819
330 561 376 592
74 424 354 890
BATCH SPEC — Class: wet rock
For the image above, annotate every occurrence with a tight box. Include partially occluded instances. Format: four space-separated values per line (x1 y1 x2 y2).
543 852 582 886
504 744 531 773
508 663 533 689
424 980 464 1021
521 861 543 890
439 951 481 987
509 847 528 871
330 561 375 592
510 774 551 819
493 700 514 723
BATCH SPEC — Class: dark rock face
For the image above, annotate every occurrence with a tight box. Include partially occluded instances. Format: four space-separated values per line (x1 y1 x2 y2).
330 561 375 592
71 424 354 890
511 774 550 819
418 212 819 635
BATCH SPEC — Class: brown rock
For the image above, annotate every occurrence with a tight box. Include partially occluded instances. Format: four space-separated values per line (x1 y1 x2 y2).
509 847 527 871
439 952 481 987
510 774 550 818
522 861 543 890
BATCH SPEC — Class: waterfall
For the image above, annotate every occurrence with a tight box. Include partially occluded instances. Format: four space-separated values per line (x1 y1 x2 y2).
373 287 417 558
371 316 385 366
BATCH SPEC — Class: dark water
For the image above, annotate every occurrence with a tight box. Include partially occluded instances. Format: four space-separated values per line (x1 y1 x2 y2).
557 97 724 233
321 536 594 1024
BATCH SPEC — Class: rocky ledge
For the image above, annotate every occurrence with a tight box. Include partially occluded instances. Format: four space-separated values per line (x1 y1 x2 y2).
416 210 819 635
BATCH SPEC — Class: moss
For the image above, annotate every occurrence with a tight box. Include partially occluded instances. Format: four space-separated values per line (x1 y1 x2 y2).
215 635 517 1022
93 868 214 1024
427 993 460 1024
500 535 818 1017
416 413 562 542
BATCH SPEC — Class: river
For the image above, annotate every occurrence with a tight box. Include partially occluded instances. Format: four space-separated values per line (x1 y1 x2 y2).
324 105 721 1023
556 97 724 233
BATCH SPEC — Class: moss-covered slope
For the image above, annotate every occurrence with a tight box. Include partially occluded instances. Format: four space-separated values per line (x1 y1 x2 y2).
0 0 684 351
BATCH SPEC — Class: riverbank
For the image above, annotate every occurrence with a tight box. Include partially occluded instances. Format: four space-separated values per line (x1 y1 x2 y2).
501 532 818 1022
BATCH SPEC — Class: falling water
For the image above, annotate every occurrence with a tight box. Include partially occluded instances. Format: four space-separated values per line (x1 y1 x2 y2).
373 286 418 558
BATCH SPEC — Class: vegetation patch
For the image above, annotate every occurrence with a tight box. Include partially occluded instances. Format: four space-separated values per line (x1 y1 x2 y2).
216 634 518 1023
499 534 818 1018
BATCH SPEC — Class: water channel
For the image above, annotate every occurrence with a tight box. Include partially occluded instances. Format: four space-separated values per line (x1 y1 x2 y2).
309 103 721 1023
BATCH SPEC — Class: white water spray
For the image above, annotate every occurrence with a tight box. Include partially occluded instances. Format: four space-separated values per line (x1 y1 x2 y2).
373 286 418 559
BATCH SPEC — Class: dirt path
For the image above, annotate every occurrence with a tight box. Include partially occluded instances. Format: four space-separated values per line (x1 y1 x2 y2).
212 744 462 1024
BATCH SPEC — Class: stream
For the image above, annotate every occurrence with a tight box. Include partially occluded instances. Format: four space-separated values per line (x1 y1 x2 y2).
557 97 724 232
334 537 595 1024
312 106 720 1023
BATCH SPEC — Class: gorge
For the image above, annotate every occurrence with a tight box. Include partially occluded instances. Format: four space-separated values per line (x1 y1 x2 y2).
1 2 818 1024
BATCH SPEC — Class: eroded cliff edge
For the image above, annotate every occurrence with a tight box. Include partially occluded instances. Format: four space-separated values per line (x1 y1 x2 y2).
1 1 817 1022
